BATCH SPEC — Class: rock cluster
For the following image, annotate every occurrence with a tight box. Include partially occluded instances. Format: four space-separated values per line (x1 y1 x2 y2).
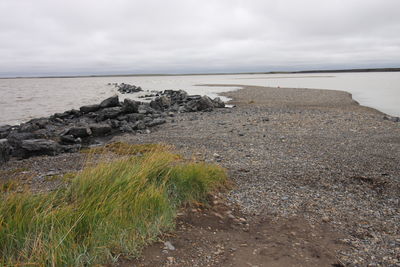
0 90 225 163
115 83 142 94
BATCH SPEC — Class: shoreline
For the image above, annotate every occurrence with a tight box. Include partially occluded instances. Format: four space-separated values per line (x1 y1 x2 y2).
1 68 399 80
1 85 400 265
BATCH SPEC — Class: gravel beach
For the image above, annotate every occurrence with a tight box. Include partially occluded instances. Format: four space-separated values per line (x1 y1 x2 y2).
116 85 400 266
1 85 399 266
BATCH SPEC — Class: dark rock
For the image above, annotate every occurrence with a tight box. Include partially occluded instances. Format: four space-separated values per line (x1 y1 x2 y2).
20 139 61 157
138 105 154 114
150 96 171 111
96 107 123 120
80 104 101 113
126 113 145 122
0 125 12 139
100 95 119 108
121 98 139 113
19 123 40 133
108 120 121 129
116 83 143 94
146 118 166 127
131 121 146 130
213 97 225 108
120 124 134 132
0 139 12 164
7 132 37 145
66 127 92 138
61 144 81 153
383 115 400 122
89 124 112 136
60 135 81 144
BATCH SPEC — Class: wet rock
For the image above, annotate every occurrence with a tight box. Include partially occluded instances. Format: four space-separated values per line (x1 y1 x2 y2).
65 127 92 138
89 124 112 136
100 95 119 108
80 104 101 113
0 139 12 164
20 139 61 157
121 98 139 113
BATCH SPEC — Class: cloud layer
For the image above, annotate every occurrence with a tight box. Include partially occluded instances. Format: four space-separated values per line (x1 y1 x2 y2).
1 0 399 76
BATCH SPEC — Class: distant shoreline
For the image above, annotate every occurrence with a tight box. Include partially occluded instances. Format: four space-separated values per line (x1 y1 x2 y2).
1 67 399 79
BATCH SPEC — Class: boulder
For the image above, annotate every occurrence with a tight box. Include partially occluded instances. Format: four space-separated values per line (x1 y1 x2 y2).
122 98 139 113
89 124 112 136
20 139 61 157
96 107 123 120
0 139 12 164
80 104 101 113
66 127 92 138
100 95 119 108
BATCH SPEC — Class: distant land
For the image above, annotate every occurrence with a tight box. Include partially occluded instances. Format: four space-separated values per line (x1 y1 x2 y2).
1 67 399 79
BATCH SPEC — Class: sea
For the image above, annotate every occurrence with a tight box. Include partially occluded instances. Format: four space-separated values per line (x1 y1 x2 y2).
0 72 399 125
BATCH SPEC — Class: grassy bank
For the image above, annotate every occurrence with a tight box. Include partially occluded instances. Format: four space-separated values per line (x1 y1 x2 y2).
0 144 228 266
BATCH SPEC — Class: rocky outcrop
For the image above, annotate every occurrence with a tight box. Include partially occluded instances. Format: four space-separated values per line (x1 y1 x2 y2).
0 90 227 163
115 83 142 94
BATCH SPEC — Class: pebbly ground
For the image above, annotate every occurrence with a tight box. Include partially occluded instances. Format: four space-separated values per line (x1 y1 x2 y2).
115 85 400 266
1 85 399 266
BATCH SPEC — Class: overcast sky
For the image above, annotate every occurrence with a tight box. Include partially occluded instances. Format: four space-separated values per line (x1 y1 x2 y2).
0 0 399 77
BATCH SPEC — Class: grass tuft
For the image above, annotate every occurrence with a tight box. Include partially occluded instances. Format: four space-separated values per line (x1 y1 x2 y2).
0 143 228 266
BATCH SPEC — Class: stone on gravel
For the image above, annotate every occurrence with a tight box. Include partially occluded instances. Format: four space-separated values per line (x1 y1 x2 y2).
164 241 176 251
99 95 119 108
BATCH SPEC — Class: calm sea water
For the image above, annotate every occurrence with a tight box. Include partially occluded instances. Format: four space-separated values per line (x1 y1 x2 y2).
0 72 399 125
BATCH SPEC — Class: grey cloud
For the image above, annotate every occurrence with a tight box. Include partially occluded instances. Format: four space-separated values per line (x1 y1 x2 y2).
0 0 399 76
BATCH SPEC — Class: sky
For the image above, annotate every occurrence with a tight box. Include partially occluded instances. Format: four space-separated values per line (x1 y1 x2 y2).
0 0 399 77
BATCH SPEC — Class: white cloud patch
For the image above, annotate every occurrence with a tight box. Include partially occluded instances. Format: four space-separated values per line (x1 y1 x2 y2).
0 0 399 76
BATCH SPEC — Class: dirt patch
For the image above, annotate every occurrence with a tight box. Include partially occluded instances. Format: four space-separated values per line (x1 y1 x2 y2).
122 195 347 267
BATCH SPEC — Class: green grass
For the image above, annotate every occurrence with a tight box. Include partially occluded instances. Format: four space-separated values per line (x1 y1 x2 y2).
0 144 228 266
